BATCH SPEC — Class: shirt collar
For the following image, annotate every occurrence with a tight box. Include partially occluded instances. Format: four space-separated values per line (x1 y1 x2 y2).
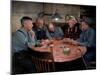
20 28 28 35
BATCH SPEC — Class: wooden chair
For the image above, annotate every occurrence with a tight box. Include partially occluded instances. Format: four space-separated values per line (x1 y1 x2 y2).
32 56 55 72
87 61 96 69
31 46 55 73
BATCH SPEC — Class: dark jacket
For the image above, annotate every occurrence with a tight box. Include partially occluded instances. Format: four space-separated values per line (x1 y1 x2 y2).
32 23 48 40
62 23 81 40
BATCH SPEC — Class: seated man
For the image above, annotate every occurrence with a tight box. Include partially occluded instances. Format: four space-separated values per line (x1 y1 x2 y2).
12 16 38 74
46 22 64 40
69 19 96 63
33 18 48 40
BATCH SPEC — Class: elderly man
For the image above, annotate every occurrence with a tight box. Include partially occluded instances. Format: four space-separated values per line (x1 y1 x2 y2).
33 18 48 40
12 16 37 74
46 22 64 40
70 19 96 63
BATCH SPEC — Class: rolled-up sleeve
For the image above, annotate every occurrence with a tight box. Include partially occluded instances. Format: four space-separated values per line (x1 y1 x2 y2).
58 27 64 37
78 29 95 47
16 32 27 44
12 31 28 52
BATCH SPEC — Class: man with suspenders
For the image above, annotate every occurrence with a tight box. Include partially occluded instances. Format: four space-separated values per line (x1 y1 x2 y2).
12 16 37 74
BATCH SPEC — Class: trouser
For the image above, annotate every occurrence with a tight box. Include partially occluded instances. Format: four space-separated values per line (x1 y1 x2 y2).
83 47 96 63
12 50 36 74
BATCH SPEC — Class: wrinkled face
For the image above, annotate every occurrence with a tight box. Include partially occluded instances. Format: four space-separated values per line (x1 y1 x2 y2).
80 22 87 31
36 19 44 28
23 20 33 31
67 19 76 28
48 23 55 32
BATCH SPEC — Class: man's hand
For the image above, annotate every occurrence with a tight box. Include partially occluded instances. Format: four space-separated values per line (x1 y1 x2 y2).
71 40 80 45
29 30 35 38
63 38 72 43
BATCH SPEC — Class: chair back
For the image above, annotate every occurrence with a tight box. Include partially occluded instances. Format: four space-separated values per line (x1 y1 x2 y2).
31 50 55 72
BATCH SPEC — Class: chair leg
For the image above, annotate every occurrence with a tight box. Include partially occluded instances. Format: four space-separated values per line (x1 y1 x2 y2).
81 56 88 69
